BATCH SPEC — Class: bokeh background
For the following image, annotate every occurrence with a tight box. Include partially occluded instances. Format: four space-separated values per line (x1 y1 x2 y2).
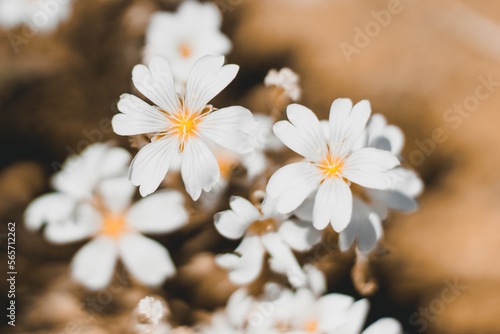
2 0 500 333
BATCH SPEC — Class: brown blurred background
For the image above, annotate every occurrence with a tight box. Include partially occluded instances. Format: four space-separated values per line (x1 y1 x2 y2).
2 0 500 333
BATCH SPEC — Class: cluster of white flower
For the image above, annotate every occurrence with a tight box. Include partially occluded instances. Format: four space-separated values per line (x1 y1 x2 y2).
199 279 402 334
23 1 423 332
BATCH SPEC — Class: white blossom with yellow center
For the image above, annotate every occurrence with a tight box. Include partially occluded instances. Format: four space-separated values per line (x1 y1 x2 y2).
266 99 400 232
214 196 321 287
24 144 189 290
112 55 257 200
143 1 231 83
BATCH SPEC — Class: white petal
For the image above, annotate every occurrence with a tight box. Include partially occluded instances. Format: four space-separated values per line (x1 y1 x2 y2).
273 104 327 162
303 264 327 297
226 288 254 328
313 177 352 231
278 219 322 252
229 196 261 222
185 55 238 112
358 213 382 255
317 293 355 331
261 233 306 288
198 106 257 154
287 104 328 159
368 188 418 213
24 193 76 230
329 99 371 157
390 167 424 197
362 318 403 334
214 210 251 240
126 190 188 233
339 197 380 253
365 113 387 140
343 148 400 189
113 94 169 136
119 233 176 286
98 147 132 179
71 237 118 290
337 299 370 334
181 137 220 200
293 195 314 222
129 136 179 197
266 162 322 213
45 203 101 244
177 0 223 29
382 125 404 155
97 177 136 213
215 235 265 285
132 57 180 112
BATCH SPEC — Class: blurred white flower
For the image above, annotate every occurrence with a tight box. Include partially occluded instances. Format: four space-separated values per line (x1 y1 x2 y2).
143 1 231 83
68 177 187 290
264 67 301 101
0 0 74 31
134 296 171 334
135 296 168 326
200 283 403 334
24 143 131 237
25 144 188 290
112 55 257 199
266 99 400 232
338 114 424 254
214 196 321 287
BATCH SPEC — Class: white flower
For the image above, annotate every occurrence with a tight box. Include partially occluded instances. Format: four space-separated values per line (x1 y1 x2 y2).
143 1 231 83
0 0 74 31
24 143 131 237
267 288 403 334
69 177 187 290
135 296 168 326
264 67 302 101
112 55 257 200
266 99 400 232
338 114 423 254
214 196 321 287
202 283 403 334
25 145 188 290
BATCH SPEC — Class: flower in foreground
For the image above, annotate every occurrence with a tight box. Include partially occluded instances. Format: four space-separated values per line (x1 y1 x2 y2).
0 0 74 31
112 55 257 199
143 0 231 83
266 99 400 232
214 196 321 287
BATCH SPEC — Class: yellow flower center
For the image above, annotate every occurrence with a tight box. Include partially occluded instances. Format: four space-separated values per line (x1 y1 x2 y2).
100 213 127 239
172 113 198 137
318 155 344 179
303 319 318 332
178 42 193 58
